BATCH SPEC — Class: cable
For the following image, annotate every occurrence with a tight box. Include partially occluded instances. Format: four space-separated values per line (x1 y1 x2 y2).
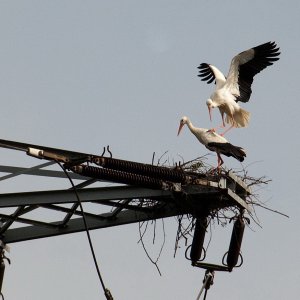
56 161 113 300
196 270 214 300
203 288 208 300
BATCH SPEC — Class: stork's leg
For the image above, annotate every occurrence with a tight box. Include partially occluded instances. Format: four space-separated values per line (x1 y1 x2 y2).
219 113 237 136
217 156 221 172
211 153 224 174
220 124 234 136
217 112 226 129
217 153 224 174
221 112 226 128
207 112 225 133
217 153 224 170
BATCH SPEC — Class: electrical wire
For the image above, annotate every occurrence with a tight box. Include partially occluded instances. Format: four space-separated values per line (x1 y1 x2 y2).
196 270 214 300
56 161 113 300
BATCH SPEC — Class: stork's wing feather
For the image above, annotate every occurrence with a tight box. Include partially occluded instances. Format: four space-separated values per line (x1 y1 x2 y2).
207 142 246 162
197 63 226 89
226 41 280 103
197 63 215 84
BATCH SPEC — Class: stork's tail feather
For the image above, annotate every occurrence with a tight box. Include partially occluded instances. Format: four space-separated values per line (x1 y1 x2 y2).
226 108 250 128
207 142 247 162
227 144 247 162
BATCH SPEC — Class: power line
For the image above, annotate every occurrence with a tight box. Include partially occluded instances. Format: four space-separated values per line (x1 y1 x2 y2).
56 161 113 300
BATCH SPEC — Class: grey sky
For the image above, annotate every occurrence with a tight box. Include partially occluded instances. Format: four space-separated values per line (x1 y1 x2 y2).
0 1 299 299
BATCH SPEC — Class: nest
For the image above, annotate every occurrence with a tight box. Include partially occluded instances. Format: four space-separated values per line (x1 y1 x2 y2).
134 153 287 275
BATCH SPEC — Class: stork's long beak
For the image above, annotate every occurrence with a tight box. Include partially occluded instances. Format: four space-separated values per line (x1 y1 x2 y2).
208 106 212 122
177 122 184 136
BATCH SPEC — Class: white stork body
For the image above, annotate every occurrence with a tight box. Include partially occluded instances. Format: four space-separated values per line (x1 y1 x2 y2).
198 41 280 129
177 116 246 168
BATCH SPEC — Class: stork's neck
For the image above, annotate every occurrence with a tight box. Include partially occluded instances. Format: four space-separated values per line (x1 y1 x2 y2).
185 119 207 142
185 119 204 134
185 118 196 133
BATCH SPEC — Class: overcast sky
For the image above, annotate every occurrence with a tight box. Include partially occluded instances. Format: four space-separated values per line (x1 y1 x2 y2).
0 1 299 299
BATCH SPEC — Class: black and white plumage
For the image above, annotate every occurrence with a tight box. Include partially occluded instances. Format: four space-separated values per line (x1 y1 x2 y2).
197 41 280 129
177 116 246 168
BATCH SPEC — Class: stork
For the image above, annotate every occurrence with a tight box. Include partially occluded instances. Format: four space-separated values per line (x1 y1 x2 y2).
198 41 280 133
177 116 246 169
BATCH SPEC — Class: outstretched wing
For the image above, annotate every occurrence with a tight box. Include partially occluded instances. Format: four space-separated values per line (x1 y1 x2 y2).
226 41 280 103
197 63 226 89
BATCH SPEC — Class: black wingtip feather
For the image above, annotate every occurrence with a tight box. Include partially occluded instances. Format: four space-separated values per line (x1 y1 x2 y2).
197 63 216 84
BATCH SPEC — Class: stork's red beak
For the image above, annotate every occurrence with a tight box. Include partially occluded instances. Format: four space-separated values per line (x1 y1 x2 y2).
177 122 184 136
208 106 212 122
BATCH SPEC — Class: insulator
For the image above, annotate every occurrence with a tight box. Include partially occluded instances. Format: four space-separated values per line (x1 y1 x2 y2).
71 165 166 190
226 216 245 271
190 217 207 263
92 156 187 183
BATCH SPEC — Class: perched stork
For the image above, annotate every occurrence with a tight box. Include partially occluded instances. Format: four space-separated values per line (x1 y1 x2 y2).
177 116 246 168
198 41 280 132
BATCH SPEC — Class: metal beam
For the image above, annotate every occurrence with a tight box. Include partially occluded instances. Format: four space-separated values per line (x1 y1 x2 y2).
0 165 90 181
109 199 133 218
2 203 183 243
0 206 25 234
0 138 90 161
0 213 60 229
40 204 107 220
0 186 172 208
226 188 251 211
96 199 163 213
0 183 249 211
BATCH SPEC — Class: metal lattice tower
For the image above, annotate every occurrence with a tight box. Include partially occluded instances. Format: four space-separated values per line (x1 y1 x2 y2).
0 138 251 297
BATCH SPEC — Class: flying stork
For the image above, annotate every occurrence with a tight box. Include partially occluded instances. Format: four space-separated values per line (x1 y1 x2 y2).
177 116 246 169
197 41 280 132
